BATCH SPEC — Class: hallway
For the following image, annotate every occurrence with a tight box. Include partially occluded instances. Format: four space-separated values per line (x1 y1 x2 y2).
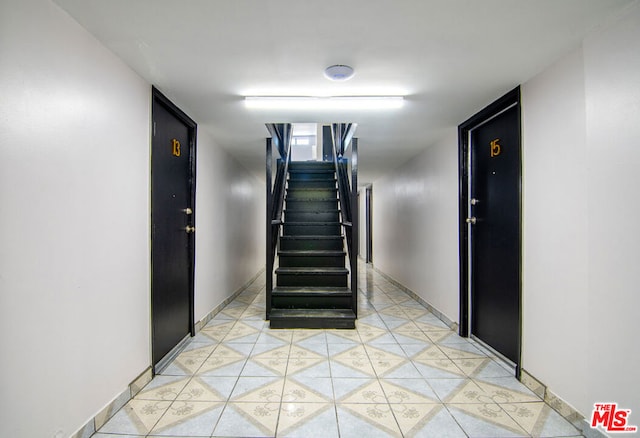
94 263 581 438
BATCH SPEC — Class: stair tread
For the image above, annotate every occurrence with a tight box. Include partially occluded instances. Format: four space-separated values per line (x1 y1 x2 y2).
286 198 337 201
283 221 340 225
272 286 351 295
289 168 334 172
269 308 356 328
284 208 340 214
287 187 337 191
278 250 345 255
281 235 344 240
285 213 341 217
276 267 349 274
287 181 336 187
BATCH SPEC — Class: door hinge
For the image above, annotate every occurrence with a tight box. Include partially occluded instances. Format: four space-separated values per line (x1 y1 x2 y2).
153 122 156 136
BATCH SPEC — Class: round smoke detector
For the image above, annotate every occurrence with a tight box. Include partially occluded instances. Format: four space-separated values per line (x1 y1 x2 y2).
324 64 355 81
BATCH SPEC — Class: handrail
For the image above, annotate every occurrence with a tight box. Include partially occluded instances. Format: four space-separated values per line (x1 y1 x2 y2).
274 152 292 224
331 124 355 254
266 123 292 319
329 124 358 317
349 137 358 317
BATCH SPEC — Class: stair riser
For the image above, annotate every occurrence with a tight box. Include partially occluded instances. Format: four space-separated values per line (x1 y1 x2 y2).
270 316 355 329
288 172 335 181
289 162 335 171
277 274 347 287
286 189 337 200
279 255 346 267
271 295 351 309
285 211 339 222
288 180 336 189
283 224 340 236
280 239 344 251
286 199 337 211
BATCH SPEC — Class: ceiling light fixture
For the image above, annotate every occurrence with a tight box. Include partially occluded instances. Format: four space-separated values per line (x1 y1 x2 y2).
244 96 404 110
324 64 355 81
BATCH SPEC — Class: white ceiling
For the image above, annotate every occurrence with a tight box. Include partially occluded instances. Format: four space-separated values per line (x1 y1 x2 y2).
55 0 633 184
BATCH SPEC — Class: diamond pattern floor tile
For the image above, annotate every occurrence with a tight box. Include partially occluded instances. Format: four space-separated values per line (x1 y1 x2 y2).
213 402 279 437
149 400 223 437
391 403 467 438
336 403 403 437
176 376 237 402
99 399 172 435
502 402 582 437
95 263 581 438
448 403 530 437
282 377 334 403
333 378 386 403
379 378 439 404
135 376 190 401
240 357 288 377
277 403 339 438
229 376 285 403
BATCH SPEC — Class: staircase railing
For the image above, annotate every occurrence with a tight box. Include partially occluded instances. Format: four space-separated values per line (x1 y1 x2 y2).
266 123 293 319
329 123 358 317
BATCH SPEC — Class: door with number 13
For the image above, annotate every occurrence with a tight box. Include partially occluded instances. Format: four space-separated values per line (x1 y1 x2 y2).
151 87 196 371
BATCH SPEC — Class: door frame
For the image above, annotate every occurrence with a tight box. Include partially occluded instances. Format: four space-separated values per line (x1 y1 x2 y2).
457 86 522 375
365 185 373 263
151 86 197 369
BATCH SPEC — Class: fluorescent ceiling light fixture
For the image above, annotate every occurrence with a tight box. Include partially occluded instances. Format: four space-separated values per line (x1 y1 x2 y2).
245 96 404 110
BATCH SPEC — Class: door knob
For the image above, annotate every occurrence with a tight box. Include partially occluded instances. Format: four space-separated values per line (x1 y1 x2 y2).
466 217 477 225
185 226 196 233
470 198 479 206
183 208 193 215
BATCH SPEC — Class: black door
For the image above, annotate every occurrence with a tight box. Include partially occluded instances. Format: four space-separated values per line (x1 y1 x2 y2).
459 88 521 371
151 88 196 370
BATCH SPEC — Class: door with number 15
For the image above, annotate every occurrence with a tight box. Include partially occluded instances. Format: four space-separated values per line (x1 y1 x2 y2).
460 88 522 374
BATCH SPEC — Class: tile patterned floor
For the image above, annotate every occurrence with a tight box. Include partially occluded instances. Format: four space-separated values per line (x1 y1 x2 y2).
94 263 584 437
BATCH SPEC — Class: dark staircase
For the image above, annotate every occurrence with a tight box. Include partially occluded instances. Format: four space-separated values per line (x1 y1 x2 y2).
270 161 356 329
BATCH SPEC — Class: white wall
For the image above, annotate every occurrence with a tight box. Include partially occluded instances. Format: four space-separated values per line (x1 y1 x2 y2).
0 1 266 437
583 3 640 415
521 48 590 413
372 3 640 419
195 130 265 321
522 2 640 417
0 0 151 437
372 130 460 322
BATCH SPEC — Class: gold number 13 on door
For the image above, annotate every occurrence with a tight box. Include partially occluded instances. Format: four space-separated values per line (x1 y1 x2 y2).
172 138 181 157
